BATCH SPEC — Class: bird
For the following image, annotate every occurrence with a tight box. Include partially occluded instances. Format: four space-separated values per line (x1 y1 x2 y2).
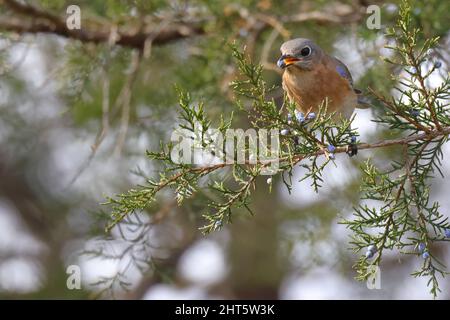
277 38 369 120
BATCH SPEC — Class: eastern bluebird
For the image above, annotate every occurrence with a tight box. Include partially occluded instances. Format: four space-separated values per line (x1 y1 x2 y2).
277 38 368 120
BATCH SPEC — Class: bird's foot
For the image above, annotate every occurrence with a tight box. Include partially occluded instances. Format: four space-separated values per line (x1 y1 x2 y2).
346 143 358 157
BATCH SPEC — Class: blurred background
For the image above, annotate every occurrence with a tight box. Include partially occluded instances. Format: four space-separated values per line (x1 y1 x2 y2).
0 0 449 299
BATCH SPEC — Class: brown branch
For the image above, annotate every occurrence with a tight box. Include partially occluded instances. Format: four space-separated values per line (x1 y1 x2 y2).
0 17 205 49
0 0 368 50
166 126 450 176
0 0 205 49
281 0 376 25
283 9 361 24
124 126 450 207
106 124 450 232
353 127 450 151
2 0 64 26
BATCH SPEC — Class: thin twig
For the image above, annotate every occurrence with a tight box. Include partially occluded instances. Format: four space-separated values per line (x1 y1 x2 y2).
114 50 141 156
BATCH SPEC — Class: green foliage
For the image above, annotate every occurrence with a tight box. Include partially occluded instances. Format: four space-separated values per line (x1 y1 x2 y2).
341 2 450 297
104 42 357 233
103 1 450 297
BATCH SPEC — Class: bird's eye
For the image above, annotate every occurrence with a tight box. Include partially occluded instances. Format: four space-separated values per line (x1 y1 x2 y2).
300 46 311 57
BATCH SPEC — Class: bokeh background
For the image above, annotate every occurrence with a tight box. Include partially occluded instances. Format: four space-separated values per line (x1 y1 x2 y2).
0 0 449 299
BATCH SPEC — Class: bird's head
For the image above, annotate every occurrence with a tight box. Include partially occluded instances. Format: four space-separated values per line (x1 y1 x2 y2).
277 38 322 71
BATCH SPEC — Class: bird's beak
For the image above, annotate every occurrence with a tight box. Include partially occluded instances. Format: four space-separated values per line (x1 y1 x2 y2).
277 54 300 69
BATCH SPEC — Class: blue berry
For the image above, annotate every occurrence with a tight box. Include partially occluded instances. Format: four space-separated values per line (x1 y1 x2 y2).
239 29 249 37
444 229 450 238
281 129 290 136
294 110 305 123
418 242 426 252
214 220 223 229
410 108 420 117
422 251 430 259
434 61 442 69
351 136 357 143
287 113 293 124
329 153 335 160
307 112 316 120
327 144 336 153
365 250 374 259
368 245 377 253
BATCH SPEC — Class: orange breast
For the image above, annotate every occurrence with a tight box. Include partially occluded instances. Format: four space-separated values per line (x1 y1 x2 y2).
282 64 357 119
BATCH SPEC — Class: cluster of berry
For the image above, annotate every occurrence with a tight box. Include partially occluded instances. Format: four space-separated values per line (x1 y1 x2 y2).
281 110 316 136
417 242 429 259
366 229 450 260
327 144 336 160
417 230 450 259
282 112 358 159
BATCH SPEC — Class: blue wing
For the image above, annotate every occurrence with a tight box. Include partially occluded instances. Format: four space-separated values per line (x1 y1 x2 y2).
333 58 354 88
333 57 371 108
336 65 350 82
